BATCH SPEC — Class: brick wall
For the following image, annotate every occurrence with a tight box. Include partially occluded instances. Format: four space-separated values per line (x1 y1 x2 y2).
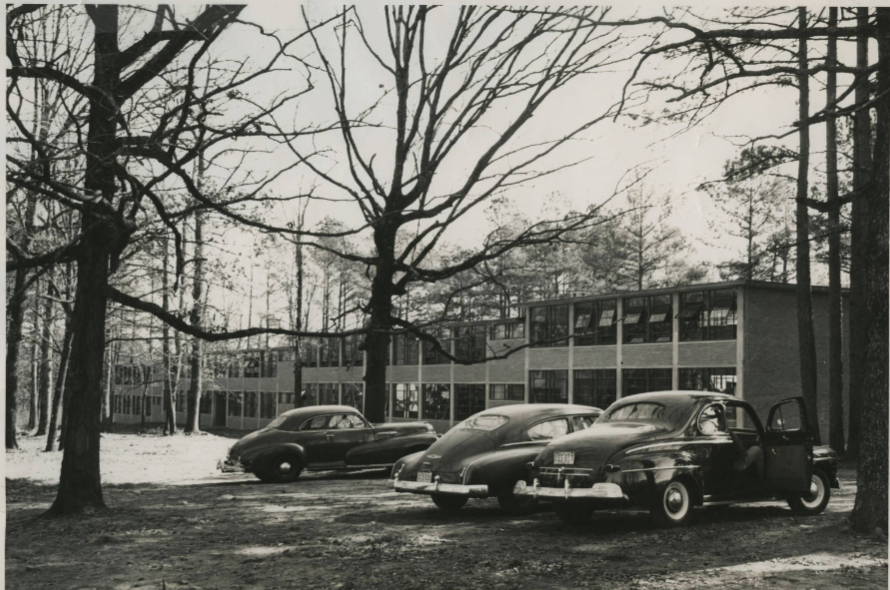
678 341 736 367
528 348 570 370
574 345 617 368
622 344 673 368
743 285 850 443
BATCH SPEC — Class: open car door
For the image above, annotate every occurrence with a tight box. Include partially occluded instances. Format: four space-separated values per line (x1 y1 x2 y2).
763 397 812 493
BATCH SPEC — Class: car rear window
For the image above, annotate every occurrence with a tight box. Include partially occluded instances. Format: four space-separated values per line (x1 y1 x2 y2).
600 403 665 423
457 415 508 431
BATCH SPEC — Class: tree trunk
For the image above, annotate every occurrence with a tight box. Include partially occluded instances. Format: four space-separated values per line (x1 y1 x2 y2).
36 284 53 436
846 7 872 462
28 298 39 431
293 238 304 404
794 9 821 444
46 312 73 452
47 5 121 515
825 7 845 454
6 270 29 450
185 203 205 434
162 241 177 435
363 224 397 423
849 7 889 536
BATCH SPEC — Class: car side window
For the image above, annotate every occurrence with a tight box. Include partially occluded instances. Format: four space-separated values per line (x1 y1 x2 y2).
300 415 329 431
697 404 727 435
571 415 597 431
329 414 365 429
769 401 802 432
725 403 759 431
527 418 569 441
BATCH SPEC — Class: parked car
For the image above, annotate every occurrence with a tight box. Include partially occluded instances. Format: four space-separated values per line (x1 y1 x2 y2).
513 391 839 527
218 405 439 483
390 404 603 513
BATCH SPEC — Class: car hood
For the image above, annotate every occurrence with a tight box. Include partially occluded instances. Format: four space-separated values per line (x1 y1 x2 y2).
402 427 502 474
534 422 672 469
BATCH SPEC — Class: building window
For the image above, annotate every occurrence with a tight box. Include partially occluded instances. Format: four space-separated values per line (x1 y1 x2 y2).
227 392 242 416
622 295 672 344
303 343 319 368
422 328 452 365
391 383 419 419
342 383 363 411
622 369 672 397
123 395 131 414
574 299 617 346
679 367 737 394
134 396 143 416
244 355 261 378
174 393 185 412
199 392 213 414
573 369 617 408
261 352 277 378
278 391 296 405
342 333 364 366
454 384 486 421
529 370 568 403
244 391 258 418
490 321 525 341
422 384 451 420
302 383 318 407
454 325 487 362
227 356 243 378
260 392 276 418
319 337 340 368
392 334 420 366
679 289 737 341
530 305 569 348
489 384 525 401
319 383 339 405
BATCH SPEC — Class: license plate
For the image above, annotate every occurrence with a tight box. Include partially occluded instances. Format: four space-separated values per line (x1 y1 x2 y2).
416 471 432 483
554 452 575 465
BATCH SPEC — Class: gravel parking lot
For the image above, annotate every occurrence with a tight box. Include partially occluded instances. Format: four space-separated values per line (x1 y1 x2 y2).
6 430 887 590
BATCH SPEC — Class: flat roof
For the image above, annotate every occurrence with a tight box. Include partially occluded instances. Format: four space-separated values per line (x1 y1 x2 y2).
520 279 846 308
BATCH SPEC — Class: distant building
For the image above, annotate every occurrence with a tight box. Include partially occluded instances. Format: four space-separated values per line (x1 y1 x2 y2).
112 280 850 437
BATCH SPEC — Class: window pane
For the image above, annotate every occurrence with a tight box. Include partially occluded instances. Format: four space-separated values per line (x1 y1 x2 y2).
422 384 451 420
527 418 569 440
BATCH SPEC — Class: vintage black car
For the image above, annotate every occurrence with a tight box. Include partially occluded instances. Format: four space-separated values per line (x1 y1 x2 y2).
514 391 839 527
218 405 439 483
390 404 603 513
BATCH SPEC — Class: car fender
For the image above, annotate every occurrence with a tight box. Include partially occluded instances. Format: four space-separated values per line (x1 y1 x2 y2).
391 450 426 478
241 442 307 470
348 433 438 465
611 450 703 507
463 446 546 495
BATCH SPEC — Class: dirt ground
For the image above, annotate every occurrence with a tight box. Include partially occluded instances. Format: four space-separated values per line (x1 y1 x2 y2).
5 428 888 590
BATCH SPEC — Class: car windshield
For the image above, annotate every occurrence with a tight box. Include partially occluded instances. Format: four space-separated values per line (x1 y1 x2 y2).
457 415 508 431
599 402 666 424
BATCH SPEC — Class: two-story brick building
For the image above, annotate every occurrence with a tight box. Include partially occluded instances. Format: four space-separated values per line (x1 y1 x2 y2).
112 280 850 438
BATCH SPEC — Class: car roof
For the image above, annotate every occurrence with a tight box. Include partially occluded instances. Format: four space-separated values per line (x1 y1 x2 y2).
279 405 360 420
477 403 602 422
611 390 740 406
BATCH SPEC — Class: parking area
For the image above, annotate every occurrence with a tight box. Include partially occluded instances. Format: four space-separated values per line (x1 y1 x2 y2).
6 432 887 590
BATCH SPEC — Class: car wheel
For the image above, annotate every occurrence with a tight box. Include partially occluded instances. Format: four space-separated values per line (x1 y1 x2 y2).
553 501 594 524
261 455 302 484
651 479 693 527
787 469 830 516
431 494 467 512
498 481 538 516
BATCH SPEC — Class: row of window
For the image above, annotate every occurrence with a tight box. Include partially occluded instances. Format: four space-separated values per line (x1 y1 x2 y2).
529 367 738 402
117 367 736 422
529 289 738 348
387 383 527 422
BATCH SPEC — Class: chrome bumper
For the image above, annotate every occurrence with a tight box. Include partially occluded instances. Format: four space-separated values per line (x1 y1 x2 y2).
217 457 245 473
513 479 627 501
390 478 489 497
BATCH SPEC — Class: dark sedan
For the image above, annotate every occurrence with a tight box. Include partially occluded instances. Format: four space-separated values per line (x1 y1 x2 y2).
390 404 602 513
514 391 839 527
218 405 439 483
